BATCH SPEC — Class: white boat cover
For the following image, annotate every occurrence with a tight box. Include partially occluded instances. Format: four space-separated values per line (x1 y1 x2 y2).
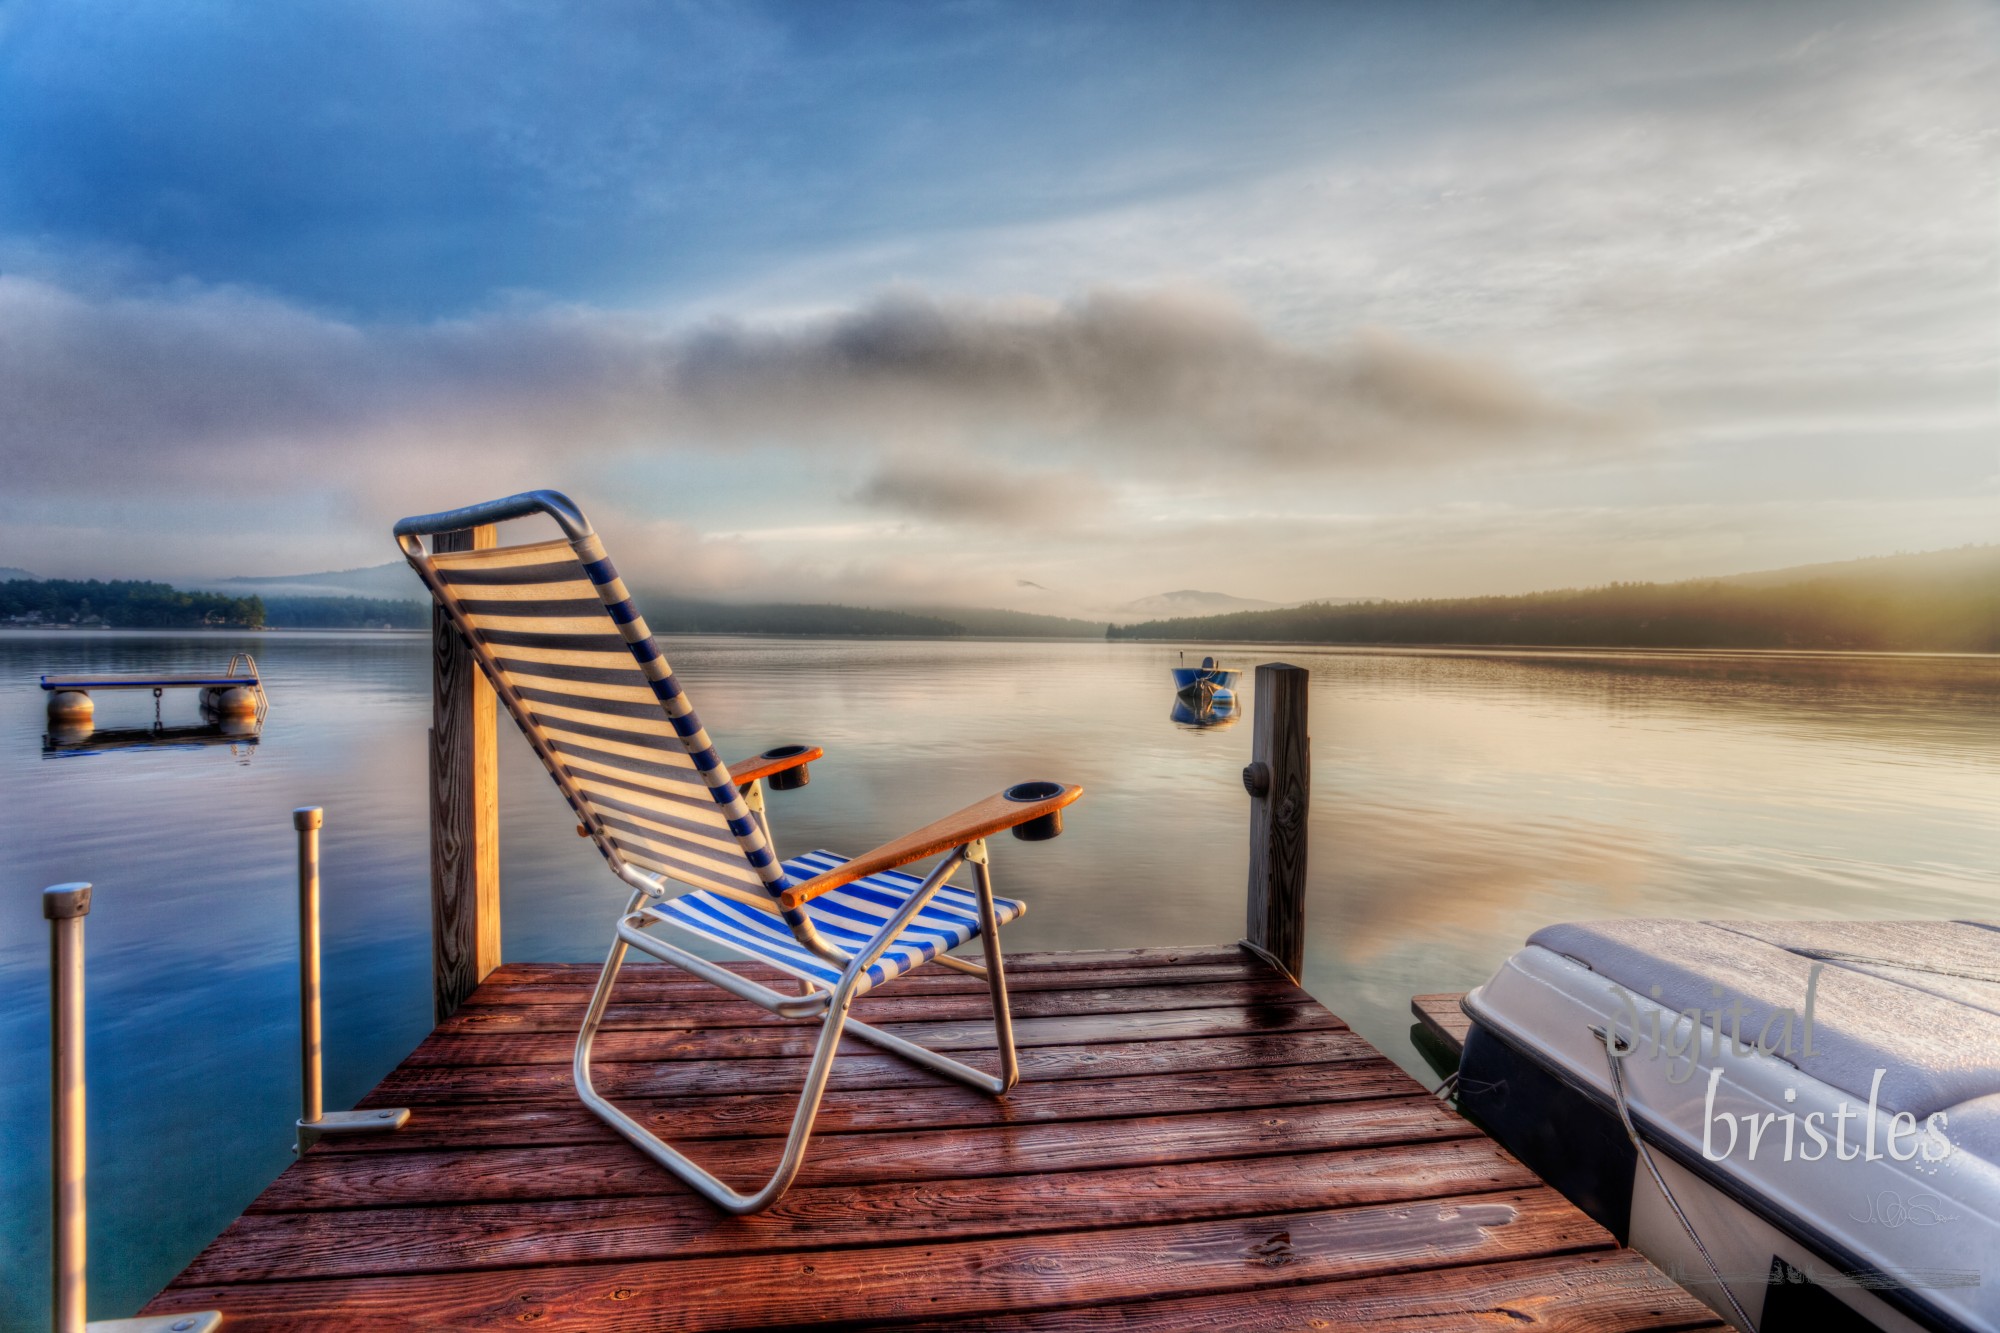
1530 919 2000 1119
1469 919 2000 1331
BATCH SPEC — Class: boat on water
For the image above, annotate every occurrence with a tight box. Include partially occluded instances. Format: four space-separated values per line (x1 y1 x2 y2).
1458 919 2000 1332
1171 655 1240 701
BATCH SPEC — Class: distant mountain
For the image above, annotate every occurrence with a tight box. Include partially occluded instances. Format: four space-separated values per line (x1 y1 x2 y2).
0 567 37 581
193 561 423 601
1119 590 1280 618
1116 589 1370 620
164 555 1125 637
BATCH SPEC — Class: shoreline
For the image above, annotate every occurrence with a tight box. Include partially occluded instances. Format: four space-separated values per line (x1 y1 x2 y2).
5 624 1997 660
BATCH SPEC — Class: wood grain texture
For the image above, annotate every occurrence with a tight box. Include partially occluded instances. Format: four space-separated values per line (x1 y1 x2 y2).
726 744 823 785
141 950 1712 1331
1414 992 1474 1057
1245 662 1309 979
886 1252 1729 1332
180 1141 1539 1283
484 944 1249 983
429 524 500 1024
250 1097 1475 1210
467 962 1260 1006
778 782 1083 909
365 1028 1387 1104
401 999 1346 1068
468 949 1259 1000
147 1191 1613 1331
436 977 1309 1033
318 1060 1423 1154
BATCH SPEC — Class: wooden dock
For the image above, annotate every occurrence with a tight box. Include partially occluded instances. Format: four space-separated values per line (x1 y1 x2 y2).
1412 991 1473 1058
141 947 1723 1331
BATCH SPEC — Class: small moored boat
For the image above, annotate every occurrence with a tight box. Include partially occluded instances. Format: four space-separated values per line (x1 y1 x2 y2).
1171 655 1240 701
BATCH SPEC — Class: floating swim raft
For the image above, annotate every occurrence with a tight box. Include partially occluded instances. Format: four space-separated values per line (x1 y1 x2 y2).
41 653 268 725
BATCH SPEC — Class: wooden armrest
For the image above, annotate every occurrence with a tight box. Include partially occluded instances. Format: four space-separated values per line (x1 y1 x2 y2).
730 744 824 788
777 782 1082 911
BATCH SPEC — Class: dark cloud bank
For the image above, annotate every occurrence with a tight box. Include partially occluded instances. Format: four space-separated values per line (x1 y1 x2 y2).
0 278 1625 514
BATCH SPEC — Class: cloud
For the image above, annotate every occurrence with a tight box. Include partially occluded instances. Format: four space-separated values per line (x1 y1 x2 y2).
849 456 1113 528
670 289 1623 467
5 3 1989 595
0 278 1624 519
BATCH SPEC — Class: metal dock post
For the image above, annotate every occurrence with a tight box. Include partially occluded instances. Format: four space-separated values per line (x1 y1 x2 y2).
44 883 221 1333
292 808 409 1152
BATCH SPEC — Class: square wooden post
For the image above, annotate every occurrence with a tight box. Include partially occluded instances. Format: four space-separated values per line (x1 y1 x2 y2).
1243 662 1309 981
430 524 500 1022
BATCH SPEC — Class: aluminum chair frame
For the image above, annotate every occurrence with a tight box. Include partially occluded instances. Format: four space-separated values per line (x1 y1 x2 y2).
395 489 1060 1214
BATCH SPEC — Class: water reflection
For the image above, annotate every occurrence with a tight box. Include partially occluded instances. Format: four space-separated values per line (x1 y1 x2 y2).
43 718 260 760
0 631 1995 1328
1169 689 1240 730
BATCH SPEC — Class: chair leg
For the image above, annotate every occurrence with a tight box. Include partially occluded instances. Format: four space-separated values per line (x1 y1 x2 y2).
572 919 855 1215
974 855 1019 1092
576 853 1021 1211
840 859 1018 1095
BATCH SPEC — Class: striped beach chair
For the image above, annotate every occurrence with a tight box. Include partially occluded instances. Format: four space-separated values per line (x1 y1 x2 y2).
394 490 1081 1213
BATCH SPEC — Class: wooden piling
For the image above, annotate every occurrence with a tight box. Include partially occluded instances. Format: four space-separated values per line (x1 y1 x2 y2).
430 525 501 1023
1243 662 1309 981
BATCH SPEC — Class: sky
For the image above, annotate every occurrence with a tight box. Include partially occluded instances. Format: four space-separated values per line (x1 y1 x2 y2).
0 0 1995 615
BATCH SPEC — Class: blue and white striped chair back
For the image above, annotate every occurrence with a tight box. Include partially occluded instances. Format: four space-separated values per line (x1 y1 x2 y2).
420 532 784 906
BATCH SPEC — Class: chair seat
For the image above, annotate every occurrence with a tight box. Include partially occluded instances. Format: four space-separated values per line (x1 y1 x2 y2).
643 849 1025 995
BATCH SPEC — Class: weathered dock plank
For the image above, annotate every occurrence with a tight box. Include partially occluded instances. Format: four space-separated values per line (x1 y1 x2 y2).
314 1060 1422 1153
1413 991 1473 1058
143 949 1721 1331
250 1097 1477 1210
445 976 1308 1030
366 1027 1386 1102
404 1000 1343 1067
487 944 1250 984
157 1191 1597 1330
885 1251 1728 1333
182 1140 1541 1282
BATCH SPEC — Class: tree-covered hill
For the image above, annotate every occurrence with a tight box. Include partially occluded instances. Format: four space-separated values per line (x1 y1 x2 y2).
906 606 1110 637
260 595 427 629
0 579 264 629
1109 547 2000 653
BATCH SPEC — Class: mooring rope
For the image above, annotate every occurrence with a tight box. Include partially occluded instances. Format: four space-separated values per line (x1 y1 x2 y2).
1594 1025 1755 1330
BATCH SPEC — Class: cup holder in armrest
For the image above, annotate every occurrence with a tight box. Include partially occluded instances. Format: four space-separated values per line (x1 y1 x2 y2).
1003 780 1067 841
761 744 813 790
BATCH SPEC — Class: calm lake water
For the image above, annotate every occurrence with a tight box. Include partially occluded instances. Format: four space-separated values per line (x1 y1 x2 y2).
2 630 1997 1327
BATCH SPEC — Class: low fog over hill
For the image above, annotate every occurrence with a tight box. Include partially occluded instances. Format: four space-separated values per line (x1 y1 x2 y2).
1110 546 2000 653
54 545 1998 648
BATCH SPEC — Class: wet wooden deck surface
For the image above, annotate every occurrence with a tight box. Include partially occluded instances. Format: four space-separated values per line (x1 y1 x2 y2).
144 947 1722 1331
